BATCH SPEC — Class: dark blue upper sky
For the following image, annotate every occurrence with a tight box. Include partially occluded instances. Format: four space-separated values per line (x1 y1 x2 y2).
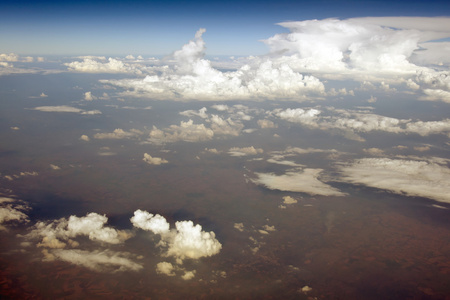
1 0 450 55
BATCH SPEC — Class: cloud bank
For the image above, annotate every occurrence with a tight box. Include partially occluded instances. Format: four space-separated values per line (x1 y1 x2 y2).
252 168 345 196
337 157 450 203
72 17 450 103
23 212 140 272
99 29 325 101
273 107 450 141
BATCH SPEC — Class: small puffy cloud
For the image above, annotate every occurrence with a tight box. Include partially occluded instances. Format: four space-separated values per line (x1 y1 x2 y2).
32 105 101 115
204 148 221 154
180 107 208 119
252 168 346 196
234 223 244 232
211 104 229 111
94 128 143 140
228 146 263 157
84 91 96 101
282 196 298 205
301 286 313 293
130 210 222 262
143 153 168 165
27 92 48 99
257 119 277 129
80 135 90 142
130 210 170 235
50 164 61 170
156 261 176 276
337 157 450 203
181 270 196 280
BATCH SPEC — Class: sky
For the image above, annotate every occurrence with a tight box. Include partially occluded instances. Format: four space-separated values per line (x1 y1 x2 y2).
1 0 450 299
1 0 450 55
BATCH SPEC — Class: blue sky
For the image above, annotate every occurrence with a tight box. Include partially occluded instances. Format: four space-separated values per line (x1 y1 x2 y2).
1 0 450 55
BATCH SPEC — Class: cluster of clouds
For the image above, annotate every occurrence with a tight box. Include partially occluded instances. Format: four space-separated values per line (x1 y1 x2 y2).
88 106 251 145
96 28 325 101
131 210 222 279
143 153 168 165
272 106 450 141
233 221 277 254
0 205 223 276
23 213 142 273
0 195 30 231
0 53 44 75
3 171 39 181
52 17 450 102
222 144 450 204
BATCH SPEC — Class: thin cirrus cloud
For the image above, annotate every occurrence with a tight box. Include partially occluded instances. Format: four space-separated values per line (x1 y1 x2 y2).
32 105 102 115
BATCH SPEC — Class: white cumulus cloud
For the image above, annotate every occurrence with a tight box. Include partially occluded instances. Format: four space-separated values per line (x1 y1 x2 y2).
143 153 168 165
130 210 222 262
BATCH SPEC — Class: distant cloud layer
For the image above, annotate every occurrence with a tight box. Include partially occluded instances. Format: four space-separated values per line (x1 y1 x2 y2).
43 17 448 103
